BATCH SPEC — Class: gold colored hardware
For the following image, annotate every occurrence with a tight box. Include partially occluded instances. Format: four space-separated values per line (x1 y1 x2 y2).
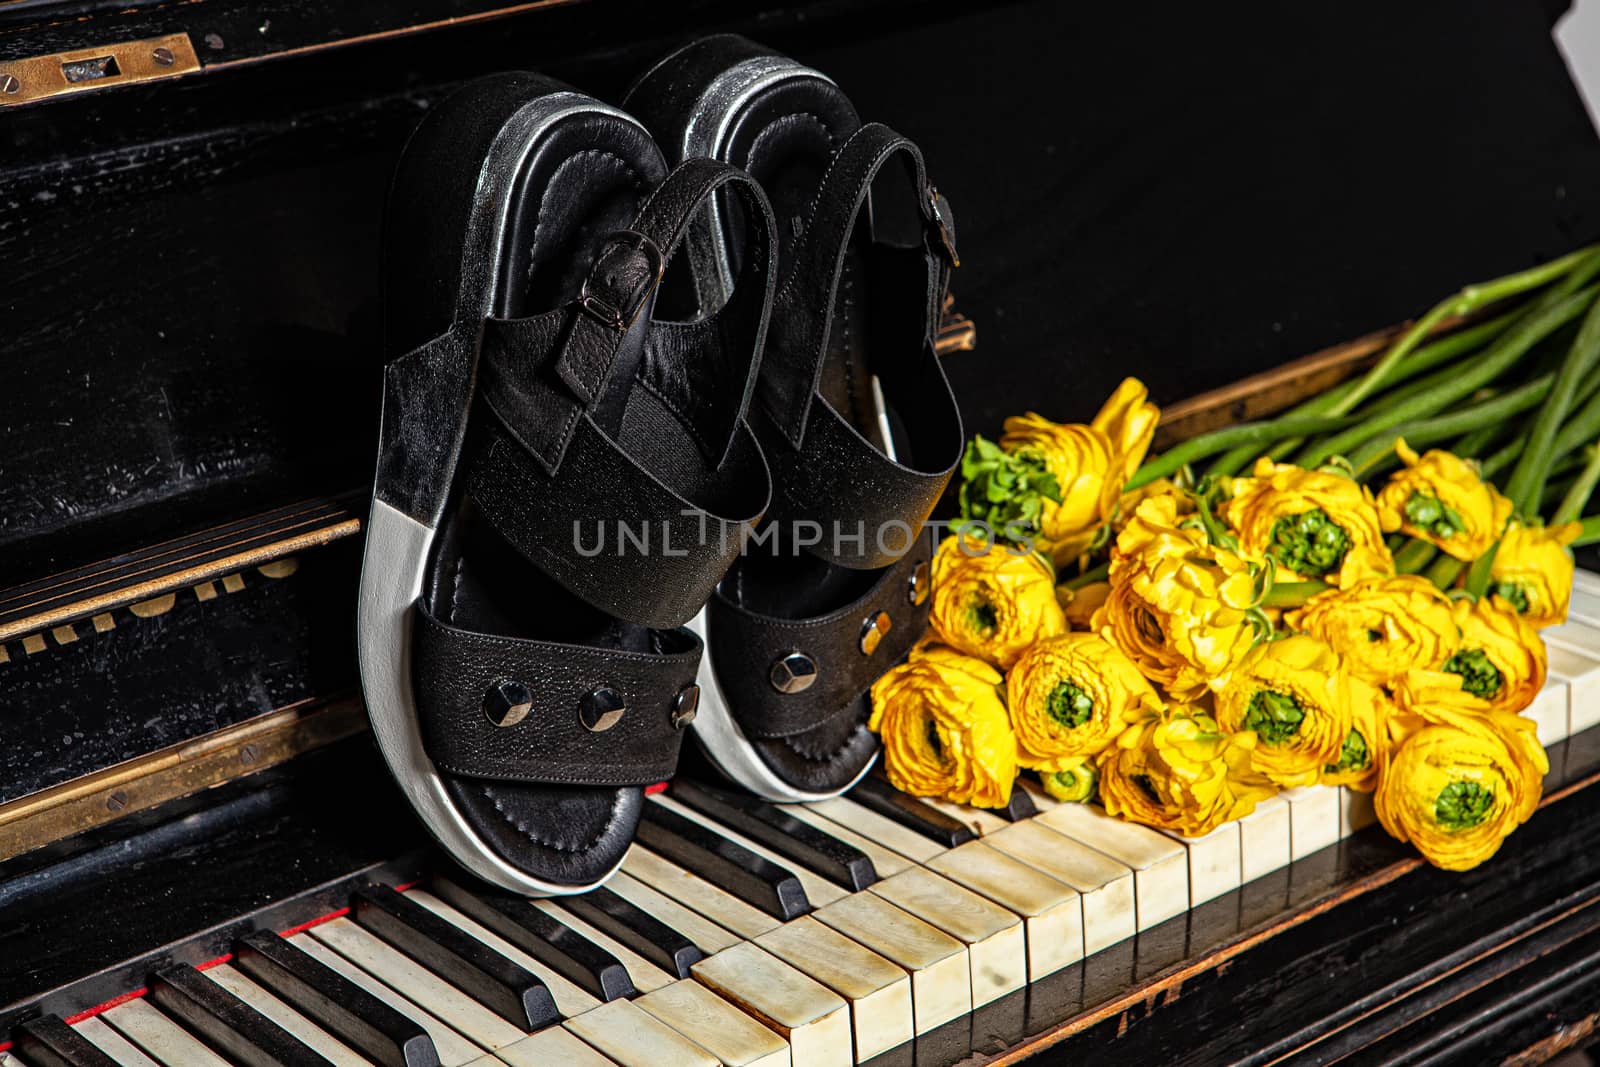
0 33 200 107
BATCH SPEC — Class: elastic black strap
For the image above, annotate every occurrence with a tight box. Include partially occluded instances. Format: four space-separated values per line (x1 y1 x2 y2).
705 529 935 739
413 601 701 786
461 159 778 628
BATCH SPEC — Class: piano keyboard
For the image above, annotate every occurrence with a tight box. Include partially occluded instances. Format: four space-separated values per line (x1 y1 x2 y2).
9 574 1600 1067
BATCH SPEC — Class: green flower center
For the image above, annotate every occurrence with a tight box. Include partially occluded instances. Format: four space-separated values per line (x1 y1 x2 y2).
968 599 999 635
1443 647 1504 701
1402 490 1467 540
1267 507 1353 576
1244 688 1307 745
1493 581 1531 614
1325 728 1371 774
1435 780 1495 831
1132 773 1163 806
1046 681 1094 729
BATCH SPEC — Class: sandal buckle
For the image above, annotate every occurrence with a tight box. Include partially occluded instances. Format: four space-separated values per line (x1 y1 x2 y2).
578 230 665 330
925 185 960 268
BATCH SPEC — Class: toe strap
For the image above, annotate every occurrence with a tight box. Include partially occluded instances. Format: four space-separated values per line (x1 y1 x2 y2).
707 529 934 739
413 602 702 786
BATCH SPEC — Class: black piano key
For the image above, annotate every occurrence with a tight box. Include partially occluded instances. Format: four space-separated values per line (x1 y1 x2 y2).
350 885 558 1031
14 1015 117 1067
148 963 330 1067
233 931 439 1067
997 786 1038 823
850 774 977 848
553 887 704 979
670 780 878 891
431 879 635 1003
637 802 812 922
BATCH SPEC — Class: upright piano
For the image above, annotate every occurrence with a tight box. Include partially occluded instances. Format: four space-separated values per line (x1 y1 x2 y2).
4 0 1600 1064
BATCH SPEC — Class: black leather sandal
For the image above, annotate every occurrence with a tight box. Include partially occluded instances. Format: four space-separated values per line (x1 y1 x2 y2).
624 37 964 801
358 73 775 895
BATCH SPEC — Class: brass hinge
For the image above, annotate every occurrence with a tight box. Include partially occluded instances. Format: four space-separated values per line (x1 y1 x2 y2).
0 33 200 107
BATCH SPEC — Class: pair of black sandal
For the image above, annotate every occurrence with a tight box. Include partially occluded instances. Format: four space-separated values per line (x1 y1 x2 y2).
357 35 963 895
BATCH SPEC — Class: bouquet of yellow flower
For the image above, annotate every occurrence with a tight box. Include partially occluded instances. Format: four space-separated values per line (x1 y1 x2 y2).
870 243 1600 871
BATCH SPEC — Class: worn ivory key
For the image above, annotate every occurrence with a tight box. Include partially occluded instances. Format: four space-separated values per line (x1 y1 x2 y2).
203 963 372 1066
982 816 1136 955
636 979 791 1067
1547 643 1600 735
71 1017 162 1067
810 889 970 1035
101 999 232 1067
752 917 914 1061
563 999 720 1067
1278 787 1341 861
1032 803 1188 930
465 1028 616 1067
1235 793 1293 881
690 942 853 1067
922 839 1084 979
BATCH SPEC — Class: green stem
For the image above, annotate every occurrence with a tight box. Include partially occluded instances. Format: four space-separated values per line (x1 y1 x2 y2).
1393 538 1438 574
1126 414 1361 491
1555 442 1600 525
1424 554 1466 590
1481 434 1527 481
1296 284 1600 469
1345 374 1554 473
1575 514 1600 548
1454 423 1505 460
1260 580 1331 608
1328 245 1598 417
1502 290 1600 516
1464 540 1502 599
1062 561 1111 590
1209 309 1521 476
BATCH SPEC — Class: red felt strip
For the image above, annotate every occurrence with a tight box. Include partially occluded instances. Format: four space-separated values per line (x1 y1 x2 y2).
645 781 669 795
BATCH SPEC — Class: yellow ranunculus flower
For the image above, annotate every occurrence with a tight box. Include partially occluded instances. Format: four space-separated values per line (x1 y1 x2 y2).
1007 633 1164 772
1039 758 1098 803
1056 580 1111 632
1489 520 1581 628
1098 711 1277 837
1443 595 1547 714
1114 476 1192 536
1213 635 1353 788
929 536 1066 670
868 644 1018 808
1097 496 1258 700
1222 459 1392 587
1001 378 1159 565
1285 575 1460 687
1321 674 1392 791
1374 440 1513 562
1376 670 1547 871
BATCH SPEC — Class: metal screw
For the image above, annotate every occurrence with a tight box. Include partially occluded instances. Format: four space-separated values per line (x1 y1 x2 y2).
579 687 627 732
151 47 174 66
671 685 700 729
203 33 225 51
0 75 19 95
907 561 931 606
106 790 128 812
484 681 533 728
240 743 260 766
859 612 892 655
770 652 818 694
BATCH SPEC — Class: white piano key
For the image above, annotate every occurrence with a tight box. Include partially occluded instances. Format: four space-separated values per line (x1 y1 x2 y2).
1545 615 1600 659
1572 568 1600 596
309 917 525 1051
605 871 745 955
752 916 913 1061
623 847 782 941
651 795 847 907
0 1052 34 1067
101 999 231 1067
1280 787 1341 860
806 797 945 864
529 899 674 994
564 999 720 1067
637 978 791 1067
1236 793 1293 880
407 888 603 1018
1525 676 1572 747
1033 803 1188 929
204 962 374 1065
868 866 1026 1007
982 819 1136 955
1157 821 1242 906
290 931 484 1066
467 1027 616 1067
919 798 1010 837
923 840 1083 980
1548 644 1600 734
1337 788 1378 838
1568 579 1600 626
72 1016 162 1067
691 942 853 1067
812 890 971 1034
779 805 914 877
